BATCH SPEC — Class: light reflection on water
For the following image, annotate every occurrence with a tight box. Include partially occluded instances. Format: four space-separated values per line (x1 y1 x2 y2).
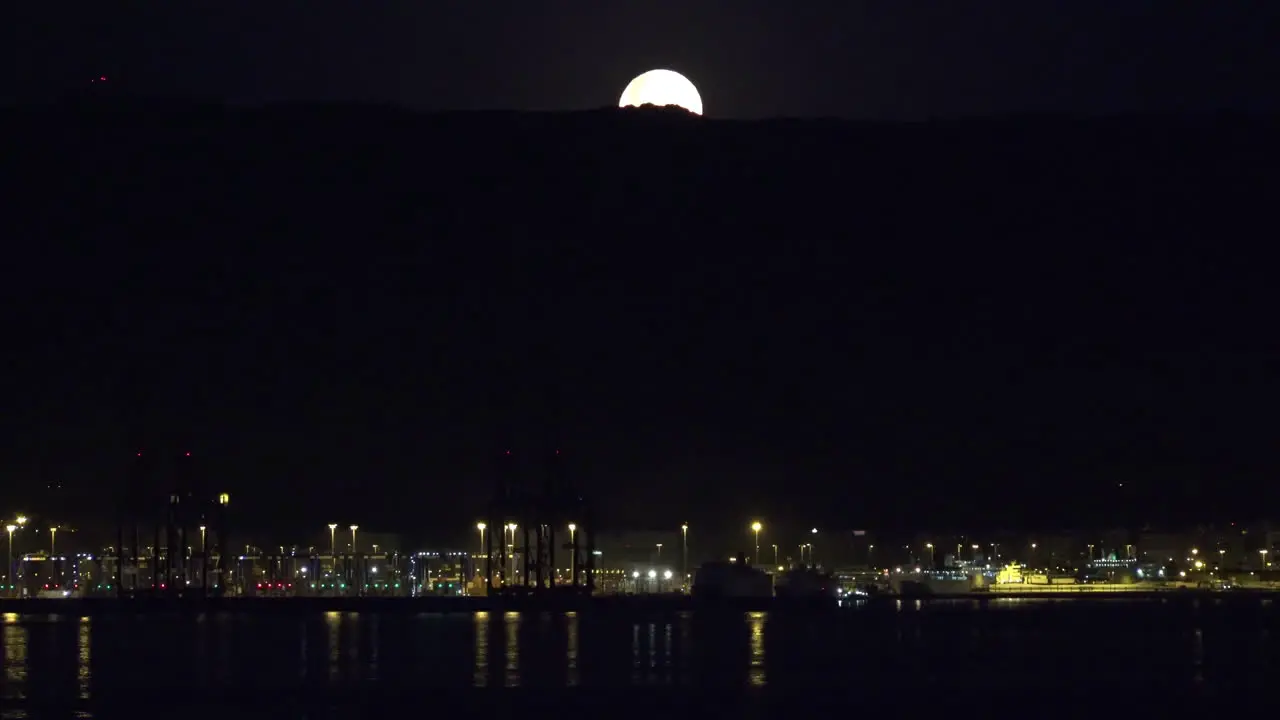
325 611 340 682
503 611 520 688
747 612 766 686
2 614 26 702
0 601 1271 705
566 611 579 687
77 617 90 701
472 611 489 688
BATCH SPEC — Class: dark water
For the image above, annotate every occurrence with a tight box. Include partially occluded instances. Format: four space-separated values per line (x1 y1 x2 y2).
2 598 1278 716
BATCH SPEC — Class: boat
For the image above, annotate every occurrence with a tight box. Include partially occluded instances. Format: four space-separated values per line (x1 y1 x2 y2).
691 552 773 600
774 566 837 599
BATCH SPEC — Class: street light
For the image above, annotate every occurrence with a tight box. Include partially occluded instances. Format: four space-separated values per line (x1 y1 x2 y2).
680 523 689 589
507 524 518 580
656 543 663 561
15 516 27 527
5 524 15 595
328 524 338 556
751 522 763 565
568 523 577 545
810 528 818 567
476 523 487 587
349 525 359 553
198 526 206 553
925 542 934 568
50 526 58 556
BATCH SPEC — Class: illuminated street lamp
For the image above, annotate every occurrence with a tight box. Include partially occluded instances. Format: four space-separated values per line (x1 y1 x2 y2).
5 524 15 595
925 543 934 568
328 524 338 556
810 528 819 567
475 522 487 587
50 526 58 556
1260 548 1270 568
15 516 27 527
506 524 518 579
349 525 359 553
751 522 763 565
656 543 663 562
680 523 689 589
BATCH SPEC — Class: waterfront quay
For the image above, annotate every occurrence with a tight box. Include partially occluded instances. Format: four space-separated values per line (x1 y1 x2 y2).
2 588 1279 616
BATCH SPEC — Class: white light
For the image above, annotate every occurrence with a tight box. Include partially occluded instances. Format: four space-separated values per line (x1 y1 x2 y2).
648 570 657 579
663 570 673 580
619 69 704 116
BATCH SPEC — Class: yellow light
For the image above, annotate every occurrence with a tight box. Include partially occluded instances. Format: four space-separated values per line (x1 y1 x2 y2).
618 69 704 115
328 523 338 531
681 523 688 532
4 525 14 534
751 522 762 532
349 525 358 531
218 493 230 505
476 522 486 531
15 516 27 526
568 523 576 532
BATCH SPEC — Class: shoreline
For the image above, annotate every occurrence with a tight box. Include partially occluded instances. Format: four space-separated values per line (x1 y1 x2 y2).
1 589 1277 615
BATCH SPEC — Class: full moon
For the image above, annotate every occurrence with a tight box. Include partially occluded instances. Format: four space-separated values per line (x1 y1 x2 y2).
618 69 703 116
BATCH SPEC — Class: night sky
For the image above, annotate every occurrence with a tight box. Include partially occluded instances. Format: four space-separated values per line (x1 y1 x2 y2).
7 2 1278 118
3 2 1278 545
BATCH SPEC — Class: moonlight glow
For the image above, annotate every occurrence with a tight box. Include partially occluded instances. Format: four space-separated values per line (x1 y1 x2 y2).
619 69 703 116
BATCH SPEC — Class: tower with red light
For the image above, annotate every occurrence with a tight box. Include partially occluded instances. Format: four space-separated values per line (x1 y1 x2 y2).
114 448 230 599
482 446 596 596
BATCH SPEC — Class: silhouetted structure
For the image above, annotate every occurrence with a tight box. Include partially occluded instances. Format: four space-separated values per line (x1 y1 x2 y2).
484 449 596 596
115 451 229 598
